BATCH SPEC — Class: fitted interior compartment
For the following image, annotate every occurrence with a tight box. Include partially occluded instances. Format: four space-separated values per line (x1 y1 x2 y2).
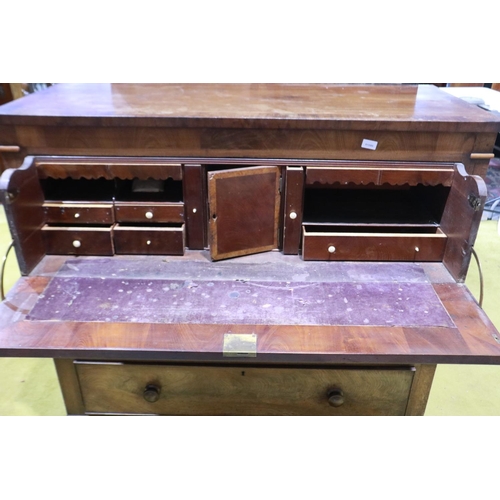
115 178 183 202
40 177 184 203
40 177 115 201
303 184 451 225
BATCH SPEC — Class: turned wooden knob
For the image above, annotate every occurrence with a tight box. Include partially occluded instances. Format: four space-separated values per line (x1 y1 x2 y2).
327 389 344 407
143 384 161 403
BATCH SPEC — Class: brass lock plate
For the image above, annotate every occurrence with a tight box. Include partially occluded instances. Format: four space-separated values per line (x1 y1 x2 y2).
223 333 257 358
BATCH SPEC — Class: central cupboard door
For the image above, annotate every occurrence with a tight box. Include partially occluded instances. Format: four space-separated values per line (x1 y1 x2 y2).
208 166 281 260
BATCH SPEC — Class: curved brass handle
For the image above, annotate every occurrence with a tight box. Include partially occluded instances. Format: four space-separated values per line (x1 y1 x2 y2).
327 388 345 407
143 384 161 403
1 240 15 301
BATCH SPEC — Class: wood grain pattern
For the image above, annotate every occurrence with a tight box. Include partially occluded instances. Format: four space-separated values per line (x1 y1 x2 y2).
405 364 436 416
42 226 114 255
0 156 45 274
6 126 479 164
113 224 185 255
43 202 114 225
1 84 498 132
35 157 182 180
114 202 184 223
75 362 414 416
306 165 455 187
208 166 281 260
183 164 207 249
440 164 487 281
54 359 85 415
302 227 447 262
283 166 304 254
1 260 500 365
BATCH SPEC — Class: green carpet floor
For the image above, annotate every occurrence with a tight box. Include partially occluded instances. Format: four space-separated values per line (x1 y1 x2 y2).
0 207 499 416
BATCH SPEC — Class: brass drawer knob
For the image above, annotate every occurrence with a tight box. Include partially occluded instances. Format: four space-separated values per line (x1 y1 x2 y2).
327 389 344 407
145 211 154 219
143 384 161 403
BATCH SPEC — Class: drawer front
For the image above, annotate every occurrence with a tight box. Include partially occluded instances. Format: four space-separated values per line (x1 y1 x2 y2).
43 202 114 225
42 226 113 255
115 202 184 223
302 227 447 261
75 363 414 416
113 224 185 255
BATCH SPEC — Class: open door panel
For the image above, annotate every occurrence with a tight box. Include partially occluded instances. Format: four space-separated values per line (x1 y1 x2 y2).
208 166 281 261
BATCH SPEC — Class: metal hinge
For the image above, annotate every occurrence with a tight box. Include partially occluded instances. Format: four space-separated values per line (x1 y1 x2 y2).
468 194 482 212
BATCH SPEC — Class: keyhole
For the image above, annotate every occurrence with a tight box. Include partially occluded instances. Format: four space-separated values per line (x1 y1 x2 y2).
241 371 245 376
212 213 217 220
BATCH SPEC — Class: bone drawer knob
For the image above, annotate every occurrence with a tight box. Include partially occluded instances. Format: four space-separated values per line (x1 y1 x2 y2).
74 213 80 219
327 389 345 407
328 245 336 253
289 211 297 220
0 145 20 153
145 211 153 219
72 240 81 248
143 384 161 403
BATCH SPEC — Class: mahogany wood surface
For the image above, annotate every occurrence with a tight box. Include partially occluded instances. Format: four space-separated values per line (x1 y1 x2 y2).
1 84 500 415
302 228 447 262
208 166 281 260
182 164 207 249
405 364 436 416
35 157 182 180
54 359 85 415
282 166 304 254
75 362 414 416
113 224 185 255
114 202 184 223
43 202 114 225
42 226 114 256
306 164 455 187
1 257 499 365
0 84 498 132
0 156 45 274
440 164 487 281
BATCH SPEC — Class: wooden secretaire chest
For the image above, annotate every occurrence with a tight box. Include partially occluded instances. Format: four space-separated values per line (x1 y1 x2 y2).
1 84 500 415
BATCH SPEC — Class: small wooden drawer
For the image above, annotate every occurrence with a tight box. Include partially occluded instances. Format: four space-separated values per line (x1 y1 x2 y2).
113 223 185 255
42 225 114 255
43 202 114 225
75 362 415 416
114 202 184 223
302 225 447 261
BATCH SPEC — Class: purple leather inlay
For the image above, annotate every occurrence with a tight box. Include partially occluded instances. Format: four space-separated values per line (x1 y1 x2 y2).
27 277 454 327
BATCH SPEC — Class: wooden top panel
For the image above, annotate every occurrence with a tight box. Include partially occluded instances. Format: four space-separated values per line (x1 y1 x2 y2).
0 255 499 364
0 84 499 132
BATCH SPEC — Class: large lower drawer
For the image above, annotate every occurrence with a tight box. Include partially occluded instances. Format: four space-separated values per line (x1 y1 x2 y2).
42 225 114 255
302 225 447 261
114 202 184 223
113 223 185 255
75 362 415 416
